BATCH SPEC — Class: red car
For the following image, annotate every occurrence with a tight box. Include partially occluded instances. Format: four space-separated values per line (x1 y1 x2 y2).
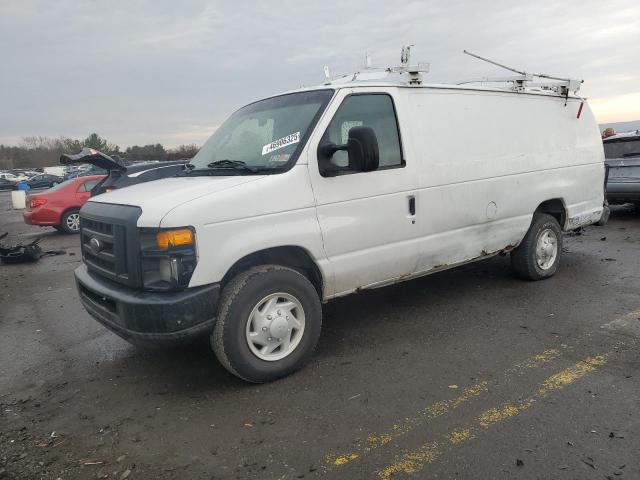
23 175 105 233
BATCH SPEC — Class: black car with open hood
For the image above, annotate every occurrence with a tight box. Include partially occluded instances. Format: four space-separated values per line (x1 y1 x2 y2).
60 148 127 172
60 148 188 196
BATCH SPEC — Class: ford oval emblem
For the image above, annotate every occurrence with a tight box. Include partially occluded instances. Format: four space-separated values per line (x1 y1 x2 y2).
89 237 102 254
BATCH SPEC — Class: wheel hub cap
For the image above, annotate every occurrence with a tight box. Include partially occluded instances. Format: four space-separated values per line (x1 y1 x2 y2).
535 228 558 270
269 316 289 339
245 293 306 361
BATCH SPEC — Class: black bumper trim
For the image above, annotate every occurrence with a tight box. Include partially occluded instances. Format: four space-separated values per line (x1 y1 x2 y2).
75 264 219 344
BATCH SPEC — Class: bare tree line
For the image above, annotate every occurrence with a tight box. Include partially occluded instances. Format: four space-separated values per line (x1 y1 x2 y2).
0 133 199 170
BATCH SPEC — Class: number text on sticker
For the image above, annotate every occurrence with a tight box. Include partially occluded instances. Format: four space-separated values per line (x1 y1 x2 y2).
262 132 300 156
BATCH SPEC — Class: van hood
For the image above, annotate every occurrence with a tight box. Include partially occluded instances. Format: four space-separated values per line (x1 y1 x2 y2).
88 175 264 226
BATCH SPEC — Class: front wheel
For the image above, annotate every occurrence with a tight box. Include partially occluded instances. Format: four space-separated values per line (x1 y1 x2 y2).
510 213 562 280
212 265 322 383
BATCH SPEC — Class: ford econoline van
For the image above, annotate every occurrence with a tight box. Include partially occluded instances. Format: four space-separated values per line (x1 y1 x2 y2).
73 67 606 382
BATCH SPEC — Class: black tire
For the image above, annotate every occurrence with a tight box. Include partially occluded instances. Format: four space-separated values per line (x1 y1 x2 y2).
212 265 322 383
59 208 81 234
511 213 562 281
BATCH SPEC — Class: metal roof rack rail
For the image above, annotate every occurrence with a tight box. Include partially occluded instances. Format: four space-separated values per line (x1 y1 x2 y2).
456 50 583 102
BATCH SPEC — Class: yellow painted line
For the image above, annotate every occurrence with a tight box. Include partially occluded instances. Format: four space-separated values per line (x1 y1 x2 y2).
447 428 473 445
333 453 359 466
377 354 607 479
376 442 441 479
325 347 562 469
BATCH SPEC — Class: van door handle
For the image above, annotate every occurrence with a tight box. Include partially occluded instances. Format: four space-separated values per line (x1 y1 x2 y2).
408 196 416 216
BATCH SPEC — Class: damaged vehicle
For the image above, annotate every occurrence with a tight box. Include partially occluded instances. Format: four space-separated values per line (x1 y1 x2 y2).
603 130 640 211
71 54 606 383
60 148 187 196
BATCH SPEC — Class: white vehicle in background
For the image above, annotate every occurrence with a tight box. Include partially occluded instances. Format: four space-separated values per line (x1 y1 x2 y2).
73 48 606 382
44 166 66 177
0 172 24 182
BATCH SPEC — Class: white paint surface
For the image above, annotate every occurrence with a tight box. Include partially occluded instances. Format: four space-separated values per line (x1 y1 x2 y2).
86 81 605 299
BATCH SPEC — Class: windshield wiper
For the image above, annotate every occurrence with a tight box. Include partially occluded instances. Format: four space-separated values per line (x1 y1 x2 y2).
206 159 259 173
178 159 273 176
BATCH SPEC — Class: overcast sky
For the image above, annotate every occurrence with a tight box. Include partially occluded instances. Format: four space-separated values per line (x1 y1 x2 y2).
1 0 639 148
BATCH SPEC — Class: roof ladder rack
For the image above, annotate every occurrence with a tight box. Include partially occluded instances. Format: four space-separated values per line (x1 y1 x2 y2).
457 50 583 101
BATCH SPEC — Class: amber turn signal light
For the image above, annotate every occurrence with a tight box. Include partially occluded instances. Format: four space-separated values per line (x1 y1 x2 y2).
155 229 194 249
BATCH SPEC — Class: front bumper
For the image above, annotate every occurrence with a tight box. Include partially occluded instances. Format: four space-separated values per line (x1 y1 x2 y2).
75 264 219 345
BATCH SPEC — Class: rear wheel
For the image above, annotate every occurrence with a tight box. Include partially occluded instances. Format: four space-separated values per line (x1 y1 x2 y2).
59 209 81 234
511 214 562 280
212 265 322 383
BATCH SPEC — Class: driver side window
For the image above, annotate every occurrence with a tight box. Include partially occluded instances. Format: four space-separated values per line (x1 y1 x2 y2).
320 94 403 175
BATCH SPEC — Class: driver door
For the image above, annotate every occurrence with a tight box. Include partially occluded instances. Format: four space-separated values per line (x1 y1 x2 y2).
308 89 419 297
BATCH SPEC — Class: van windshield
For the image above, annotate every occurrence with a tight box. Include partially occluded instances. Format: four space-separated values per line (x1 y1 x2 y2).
187 89 334 175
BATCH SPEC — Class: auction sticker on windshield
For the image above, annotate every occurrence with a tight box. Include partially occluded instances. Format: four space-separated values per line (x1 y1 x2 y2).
262 132 300 156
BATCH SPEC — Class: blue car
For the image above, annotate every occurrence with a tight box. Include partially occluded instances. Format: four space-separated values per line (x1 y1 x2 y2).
18 174 64 190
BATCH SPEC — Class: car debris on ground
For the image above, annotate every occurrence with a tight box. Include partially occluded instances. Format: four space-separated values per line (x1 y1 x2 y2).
0 232 65 264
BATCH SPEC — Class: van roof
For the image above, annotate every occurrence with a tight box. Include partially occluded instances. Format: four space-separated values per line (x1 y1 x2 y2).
280 79 583 100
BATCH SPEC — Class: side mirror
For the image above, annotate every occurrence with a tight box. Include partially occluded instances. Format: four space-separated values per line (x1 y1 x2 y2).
318 126 379 175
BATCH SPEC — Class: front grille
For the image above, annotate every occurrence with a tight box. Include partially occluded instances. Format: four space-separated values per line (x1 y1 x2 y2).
80 202 142 287
81 219 123 280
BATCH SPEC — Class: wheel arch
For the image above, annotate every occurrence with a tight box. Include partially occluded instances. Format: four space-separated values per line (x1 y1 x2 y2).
534 198 567 230
221 245 324 298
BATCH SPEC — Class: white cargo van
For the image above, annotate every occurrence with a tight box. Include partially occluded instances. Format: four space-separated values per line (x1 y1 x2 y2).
74 55 605 382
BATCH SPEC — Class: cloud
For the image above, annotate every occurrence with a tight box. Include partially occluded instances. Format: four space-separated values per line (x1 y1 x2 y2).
0 0 639 148
590 92 640 123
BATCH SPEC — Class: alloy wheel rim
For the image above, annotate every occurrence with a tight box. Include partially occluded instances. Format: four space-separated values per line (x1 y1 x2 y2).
535 228 558 270
67 213 80 231
245 292 306 361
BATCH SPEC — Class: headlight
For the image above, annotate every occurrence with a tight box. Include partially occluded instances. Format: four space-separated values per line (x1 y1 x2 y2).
139 227 197 291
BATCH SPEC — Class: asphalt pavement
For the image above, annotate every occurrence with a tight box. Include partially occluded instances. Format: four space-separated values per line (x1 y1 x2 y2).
1 190 639 480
